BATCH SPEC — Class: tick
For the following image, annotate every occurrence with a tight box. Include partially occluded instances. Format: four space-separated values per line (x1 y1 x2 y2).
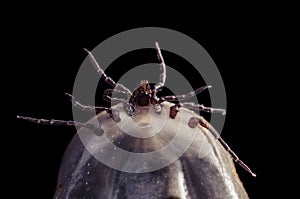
18 42 255 199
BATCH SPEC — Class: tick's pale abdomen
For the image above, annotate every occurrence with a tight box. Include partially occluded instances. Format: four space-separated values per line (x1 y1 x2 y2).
53 102 248 199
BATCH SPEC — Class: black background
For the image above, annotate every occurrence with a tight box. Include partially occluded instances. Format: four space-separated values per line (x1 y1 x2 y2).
8 12 290 199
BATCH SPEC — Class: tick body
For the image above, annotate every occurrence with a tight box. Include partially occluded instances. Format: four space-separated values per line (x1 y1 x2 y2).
53 102 249 199
18 42 255 199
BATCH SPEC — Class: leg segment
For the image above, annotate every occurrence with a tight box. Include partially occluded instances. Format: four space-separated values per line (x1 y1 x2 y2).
17 115 103 134
161 85 211 101
181 102 226 115
102 93 128 104
66 92 130 118
154 42 166 94
188 116 256 177
65 93 110 113
65 93 121 122
103 88 130 102
83 48 132 99
168 100 226 119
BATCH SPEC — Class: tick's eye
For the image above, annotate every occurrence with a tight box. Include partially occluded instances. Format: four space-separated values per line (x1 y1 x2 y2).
136 93 150 106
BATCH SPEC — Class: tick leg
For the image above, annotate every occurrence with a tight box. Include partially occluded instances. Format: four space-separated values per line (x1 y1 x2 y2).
65 93 121 122
180 102 226 115
16 115 104 135
189 116 256 177
84 48 132 99
103 94 128 104
103 89 130 101
66 91 121 107
103 89 131 116
101 91 135 117
161 85 211 101
153 42 166 94
65 93 110 113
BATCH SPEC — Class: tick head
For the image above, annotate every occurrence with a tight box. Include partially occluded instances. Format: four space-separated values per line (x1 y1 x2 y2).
130 80 153 107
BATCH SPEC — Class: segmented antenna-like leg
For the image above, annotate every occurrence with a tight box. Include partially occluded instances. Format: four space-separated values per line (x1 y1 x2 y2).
181 102 226 115
189 116 256 177
161 85 212 101
65 93 121 122
103 88 131 101
83 48 132 99
65 93 110 113
16 115 103 133
103 90 128 104
169 101 225 119
154 42 166 95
